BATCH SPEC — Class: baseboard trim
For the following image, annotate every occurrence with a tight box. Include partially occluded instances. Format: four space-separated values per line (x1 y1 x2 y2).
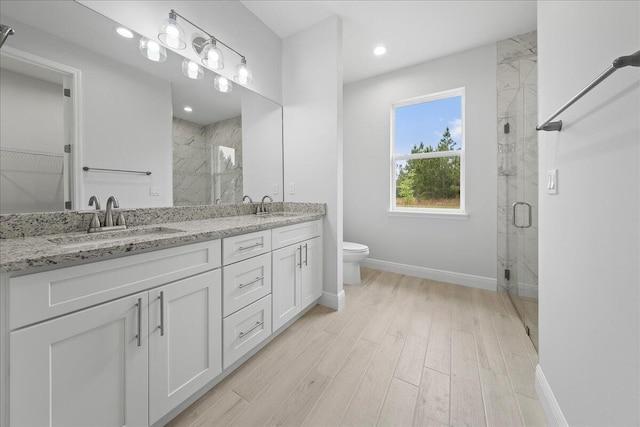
362 258 497 291
319 290 345 310
535 364 568 427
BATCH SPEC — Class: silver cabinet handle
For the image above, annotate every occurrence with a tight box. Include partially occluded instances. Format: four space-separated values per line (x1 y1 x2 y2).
512 201 533 229
135 297 142 347
238 242 264 251
239 276 264 289
304 243 308 266
158 291 164 336
298 245 302 269
239 321 264 338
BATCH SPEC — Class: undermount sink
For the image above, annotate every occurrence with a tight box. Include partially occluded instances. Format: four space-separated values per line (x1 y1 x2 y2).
48 227 184 249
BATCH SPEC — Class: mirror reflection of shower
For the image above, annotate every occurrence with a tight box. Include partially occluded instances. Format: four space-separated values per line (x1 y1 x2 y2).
0 24 15 49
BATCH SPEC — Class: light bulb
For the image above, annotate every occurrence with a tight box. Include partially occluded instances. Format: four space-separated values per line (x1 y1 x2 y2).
164 23 181 49
158 11 186 50
139 37 167 62
234 60 252 85
201 40 224 70
181 58 204 79
214 75 232 93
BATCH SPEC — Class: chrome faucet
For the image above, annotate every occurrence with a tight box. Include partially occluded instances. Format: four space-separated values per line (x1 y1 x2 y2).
258 195 273 214
105 196 119 227
242 195 253 203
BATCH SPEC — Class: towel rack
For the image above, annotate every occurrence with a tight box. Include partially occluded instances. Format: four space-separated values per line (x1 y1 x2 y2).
537 50 640 132
83 166 151 176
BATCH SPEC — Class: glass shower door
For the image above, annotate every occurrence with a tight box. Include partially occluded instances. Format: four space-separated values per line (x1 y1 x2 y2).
506 60 539 350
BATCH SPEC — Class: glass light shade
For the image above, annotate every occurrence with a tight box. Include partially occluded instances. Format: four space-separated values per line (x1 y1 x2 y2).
181 59 204 79
139 37 167 62
214 75 233 93
158 17 186 49
201 41 224 70
233 61 252 85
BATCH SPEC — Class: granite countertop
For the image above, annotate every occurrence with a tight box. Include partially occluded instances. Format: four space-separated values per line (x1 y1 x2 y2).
0 212 323 273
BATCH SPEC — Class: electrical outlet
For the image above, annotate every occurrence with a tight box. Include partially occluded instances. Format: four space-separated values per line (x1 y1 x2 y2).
289 183 295 195
273 183 279 195
149 186 161 196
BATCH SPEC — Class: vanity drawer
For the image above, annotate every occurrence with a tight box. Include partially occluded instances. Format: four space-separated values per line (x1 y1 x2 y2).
223 230 271 265
9 240 222 330
223 295 272 369
223 253 272 317
272 219 323 250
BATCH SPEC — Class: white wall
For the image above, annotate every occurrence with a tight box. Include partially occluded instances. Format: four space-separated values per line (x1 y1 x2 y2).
537 1 639 425
2 16 173 210
80 0 283 104
343 44 497 289
242 91 283 201
283 16 344 309
0 69 65 213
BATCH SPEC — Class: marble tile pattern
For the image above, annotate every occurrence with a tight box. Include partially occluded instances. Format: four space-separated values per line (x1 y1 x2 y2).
496 31 539 305
172 115 243 206
0 202 325 273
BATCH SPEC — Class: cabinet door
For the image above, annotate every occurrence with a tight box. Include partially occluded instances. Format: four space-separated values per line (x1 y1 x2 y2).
148 270 222 425
272 244 302 330
301 236 323 308
10 293 148 427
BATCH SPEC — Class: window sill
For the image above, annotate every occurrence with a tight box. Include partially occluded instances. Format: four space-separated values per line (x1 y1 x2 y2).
387 210 469 220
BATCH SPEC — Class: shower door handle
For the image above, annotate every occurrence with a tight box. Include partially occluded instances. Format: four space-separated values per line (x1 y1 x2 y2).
512 202 532 229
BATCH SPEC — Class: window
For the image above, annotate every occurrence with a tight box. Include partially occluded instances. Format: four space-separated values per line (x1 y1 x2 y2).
391 88 465 215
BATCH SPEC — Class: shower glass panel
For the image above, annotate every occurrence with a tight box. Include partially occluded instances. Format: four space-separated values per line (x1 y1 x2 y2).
497 32 538 350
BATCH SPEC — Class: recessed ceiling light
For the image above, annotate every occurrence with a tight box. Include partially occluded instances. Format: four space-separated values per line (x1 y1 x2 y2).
373 45 387 56
114 26 134 39
183 106 193 112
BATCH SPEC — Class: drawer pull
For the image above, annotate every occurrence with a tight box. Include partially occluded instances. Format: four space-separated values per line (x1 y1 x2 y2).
238 242 264 251
239 321 264 338
158 291 165 336
135 297 142 347
239 276 264 289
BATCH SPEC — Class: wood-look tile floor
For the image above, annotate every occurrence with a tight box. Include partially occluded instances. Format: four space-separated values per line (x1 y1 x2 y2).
167 268 547 427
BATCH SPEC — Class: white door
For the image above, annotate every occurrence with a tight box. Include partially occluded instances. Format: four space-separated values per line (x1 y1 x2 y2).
301 236 323 308
148 270 222 424
10 292 148 427
272 244 302 330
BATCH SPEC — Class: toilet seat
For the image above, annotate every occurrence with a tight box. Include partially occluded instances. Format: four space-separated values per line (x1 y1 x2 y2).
343 241 368 253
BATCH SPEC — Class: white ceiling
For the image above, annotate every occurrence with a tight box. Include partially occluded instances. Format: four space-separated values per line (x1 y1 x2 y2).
241 0 537 83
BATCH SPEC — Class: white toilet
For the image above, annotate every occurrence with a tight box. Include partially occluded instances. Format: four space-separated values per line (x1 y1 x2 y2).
343 241 370 285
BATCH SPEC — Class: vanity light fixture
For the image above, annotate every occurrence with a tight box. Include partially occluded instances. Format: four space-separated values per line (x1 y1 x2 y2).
214 75 232 93
114 26 134 39
156 9 252 88
181 58 204 79
234 57 252 85
158 10 186 50
139 37 167 62
183 106 193 112
373 45 387 56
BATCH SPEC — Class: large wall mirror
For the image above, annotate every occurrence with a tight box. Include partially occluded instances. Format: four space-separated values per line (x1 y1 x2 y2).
0 1 283 214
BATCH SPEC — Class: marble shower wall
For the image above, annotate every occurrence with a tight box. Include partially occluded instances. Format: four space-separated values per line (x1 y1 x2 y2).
172 116 242 206
496 31 538 297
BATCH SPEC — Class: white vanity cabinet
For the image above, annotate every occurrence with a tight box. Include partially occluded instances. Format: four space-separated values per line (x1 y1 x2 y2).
6 240 222 427
148 270 222 425
272 220 323 330
10 291 150 426
221 230 273 369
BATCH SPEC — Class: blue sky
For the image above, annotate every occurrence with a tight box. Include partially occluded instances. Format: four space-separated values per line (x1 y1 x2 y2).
395 96 462 154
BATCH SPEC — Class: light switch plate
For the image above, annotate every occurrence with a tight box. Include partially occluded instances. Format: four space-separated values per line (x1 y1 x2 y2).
546 169 558 195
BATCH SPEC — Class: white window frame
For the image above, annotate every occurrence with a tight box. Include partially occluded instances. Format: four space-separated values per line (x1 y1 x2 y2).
389 87 467 218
